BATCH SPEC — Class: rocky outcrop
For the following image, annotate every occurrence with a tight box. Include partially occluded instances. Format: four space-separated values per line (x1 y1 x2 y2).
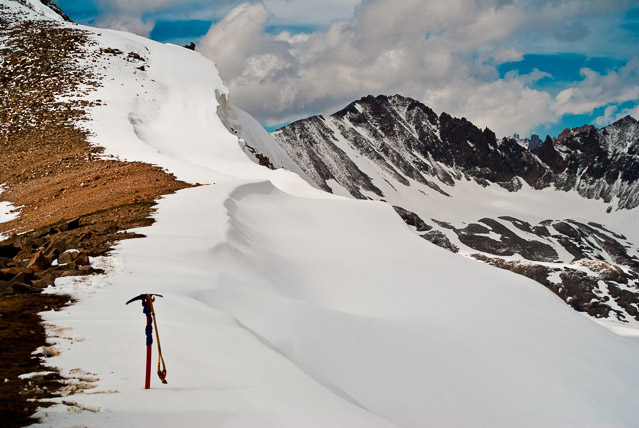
392 206 432 232
547 120 639 208
0 209 153 297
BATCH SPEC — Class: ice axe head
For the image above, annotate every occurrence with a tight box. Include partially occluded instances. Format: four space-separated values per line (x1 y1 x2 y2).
126 293 163 305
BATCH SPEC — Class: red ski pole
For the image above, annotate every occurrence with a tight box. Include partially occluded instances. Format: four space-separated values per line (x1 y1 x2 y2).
126 293 166 389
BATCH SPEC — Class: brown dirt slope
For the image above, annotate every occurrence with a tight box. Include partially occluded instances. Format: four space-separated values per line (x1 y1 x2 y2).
0 3 191 426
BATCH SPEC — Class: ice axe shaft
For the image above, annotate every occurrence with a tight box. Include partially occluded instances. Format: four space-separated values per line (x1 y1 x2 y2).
145 337 152 389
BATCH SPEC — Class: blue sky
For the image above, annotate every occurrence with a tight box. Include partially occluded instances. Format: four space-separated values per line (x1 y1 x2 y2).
149 19 213 44
54 0 639 138
55 0 326 42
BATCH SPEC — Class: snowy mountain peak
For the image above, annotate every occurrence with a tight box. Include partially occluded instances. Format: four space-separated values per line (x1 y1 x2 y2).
601 115 639 154
275 93 639 209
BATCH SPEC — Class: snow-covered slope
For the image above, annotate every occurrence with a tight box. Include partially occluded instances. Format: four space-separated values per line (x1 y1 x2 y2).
37 181 639 427
64 25 306 190
272 94 639 331
3 1 638 426
22 0 69 22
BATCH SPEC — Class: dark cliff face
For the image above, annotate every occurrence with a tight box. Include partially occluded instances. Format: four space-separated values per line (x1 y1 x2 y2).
551 116 639 208
533 136 565 174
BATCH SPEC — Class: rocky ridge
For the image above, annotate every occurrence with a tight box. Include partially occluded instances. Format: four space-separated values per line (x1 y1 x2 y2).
273 94 639 327
274 94 639 209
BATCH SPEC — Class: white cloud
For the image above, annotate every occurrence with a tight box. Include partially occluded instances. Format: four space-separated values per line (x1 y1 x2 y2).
146 0 635 137
89 0 359 30
86 0 204 35
482 47 525 65
95 0 179 14
88 0 235 35
94 14 154 36
616 105 639 122
552 58 639 117
199 1 636 136
593 103 639 128
421 76 557 137
198 3 275 79
259 0 359 26
593 105 619 127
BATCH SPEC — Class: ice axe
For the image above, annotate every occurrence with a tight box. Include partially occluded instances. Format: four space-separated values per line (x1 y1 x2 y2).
126 293 168 389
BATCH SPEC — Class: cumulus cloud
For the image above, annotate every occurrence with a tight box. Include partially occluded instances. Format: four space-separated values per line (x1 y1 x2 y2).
163 0 639 138
257 0 359 27
94 0 182 14
198 0 639 136
593 105 619 127
94 14 154 36
421 73 556 137
199 4 274 79
552 58 639 117
616 105 639 122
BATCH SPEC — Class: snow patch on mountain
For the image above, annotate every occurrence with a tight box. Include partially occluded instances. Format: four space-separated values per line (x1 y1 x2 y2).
0 186 20 238
0 201 19 226
21 0 65 22
0 201 19 221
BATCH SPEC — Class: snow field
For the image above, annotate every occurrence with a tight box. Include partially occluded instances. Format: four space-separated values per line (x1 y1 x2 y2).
36 179 639 427
36 183 398 428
